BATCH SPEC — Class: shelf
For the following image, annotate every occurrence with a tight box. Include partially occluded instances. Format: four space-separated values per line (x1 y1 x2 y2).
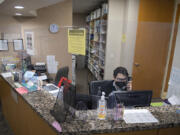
102 13 108 19
100 32 106 35
101 23 107 26
93 54 104 61
91 63 99 72
86 5 108 80
99 65 104 69
90 14 108 22
92 17 101 21
91 40 106 44
88 63 98 75
94 32 107 35
99 49 105 53
88 63 102 80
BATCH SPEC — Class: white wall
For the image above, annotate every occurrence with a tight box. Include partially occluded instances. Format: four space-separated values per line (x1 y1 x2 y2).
120 0 139 75
0 0 73 79
0 14 22 65
172 0 180 69
172 21 180 69
104 0 125 79
167 19 180 98
104 0 139 79
167 0 180 98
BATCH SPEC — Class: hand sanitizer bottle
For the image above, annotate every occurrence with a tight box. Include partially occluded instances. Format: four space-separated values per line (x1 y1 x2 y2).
97 92 107 120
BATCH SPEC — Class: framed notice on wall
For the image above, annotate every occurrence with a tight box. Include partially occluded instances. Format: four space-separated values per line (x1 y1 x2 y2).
0 39 8 51
13 39 24 51
25 31 34 55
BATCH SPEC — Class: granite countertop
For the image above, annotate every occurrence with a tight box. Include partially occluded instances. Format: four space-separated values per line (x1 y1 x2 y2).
1 75 180 135
23 91 180 135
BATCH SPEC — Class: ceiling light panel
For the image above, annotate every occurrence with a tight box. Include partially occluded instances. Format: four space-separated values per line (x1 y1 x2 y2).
0 0 4 4
14 5 24 9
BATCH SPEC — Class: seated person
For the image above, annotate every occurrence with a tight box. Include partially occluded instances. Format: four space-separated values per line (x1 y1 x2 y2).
105 66 132 96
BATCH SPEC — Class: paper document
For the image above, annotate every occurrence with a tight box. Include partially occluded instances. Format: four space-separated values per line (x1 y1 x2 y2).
168 95 180 105
14 82 23 88
37 75 47 81
13 39 23 50
25 31 34 55
123 109 159 124
1 72 12 78
46 55 58 74
16 87 28 95
36 62 45 66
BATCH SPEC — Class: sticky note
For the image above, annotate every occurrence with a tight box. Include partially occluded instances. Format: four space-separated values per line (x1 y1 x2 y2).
150 102 163 107
121 34 126 43
14 82 22 88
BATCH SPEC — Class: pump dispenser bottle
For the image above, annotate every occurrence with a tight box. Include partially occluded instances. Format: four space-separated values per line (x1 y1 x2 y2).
97 92 107 120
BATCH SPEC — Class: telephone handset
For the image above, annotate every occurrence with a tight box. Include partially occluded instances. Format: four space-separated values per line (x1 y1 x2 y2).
128 77 132 82
121 76 132 91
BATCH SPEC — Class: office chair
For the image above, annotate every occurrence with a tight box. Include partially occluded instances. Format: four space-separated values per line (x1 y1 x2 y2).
89 80 112 109
54 66 69 86
75 80 111 110
75 94 91 110
89 80 112 95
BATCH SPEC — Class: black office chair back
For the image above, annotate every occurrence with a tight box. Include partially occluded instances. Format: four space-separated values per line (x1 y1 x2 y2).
55 66 69 85
89 80 111 95
89 80 111 109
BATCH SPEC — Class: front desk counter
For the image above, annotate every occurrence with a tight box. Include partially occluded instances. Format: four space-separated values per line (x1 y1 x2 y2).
0 75 180 135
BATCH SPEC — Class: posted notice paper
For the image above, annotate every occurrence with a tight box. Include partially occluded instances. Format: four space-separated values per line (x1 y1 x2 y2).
1 72 12 78
68 28 86 56
46 55 58 74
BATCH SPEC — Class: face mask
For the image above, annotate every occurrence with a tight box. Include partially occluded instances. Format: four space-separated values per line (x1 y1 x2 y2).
115 81 127 90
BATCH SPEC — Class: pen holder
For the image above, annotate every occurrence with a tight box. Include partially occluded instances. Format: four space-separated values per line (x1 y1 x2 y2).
113 103 124 121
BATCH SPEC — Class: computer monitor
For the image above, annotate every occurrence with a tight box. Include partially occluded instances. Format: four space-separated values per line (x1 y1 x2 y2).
108 90 152 108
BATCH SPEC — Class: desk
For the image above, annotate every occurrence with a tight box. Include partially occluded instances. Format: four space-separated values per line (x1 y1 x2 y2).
0 75 180 135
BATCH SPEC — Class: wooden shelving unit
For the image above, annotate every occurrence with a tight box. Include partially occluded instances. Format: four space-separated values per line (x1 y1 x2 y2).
86 3 108 80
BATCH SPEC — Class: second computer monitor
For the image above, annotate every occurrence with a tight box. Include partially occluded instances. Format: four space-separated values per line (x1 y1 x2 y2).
108 90 153 108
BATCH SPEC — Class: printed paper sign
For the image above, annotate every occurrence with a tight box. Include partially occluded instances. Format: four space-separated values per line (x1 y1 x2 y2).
68 28 86 55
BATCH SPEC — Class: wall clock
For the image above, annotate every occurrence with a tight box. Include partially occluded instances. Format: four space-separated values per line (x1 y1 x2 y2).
49 24 59 33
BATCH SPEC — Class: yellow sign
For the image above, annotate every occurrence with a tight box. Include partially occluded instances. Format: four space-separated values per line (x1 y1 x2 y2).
68 28 86 55
121 34 126 43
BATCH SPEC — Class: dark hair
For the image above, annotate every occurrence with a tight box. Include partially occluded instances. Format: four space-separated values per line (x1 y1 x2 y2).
113 67 129 78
